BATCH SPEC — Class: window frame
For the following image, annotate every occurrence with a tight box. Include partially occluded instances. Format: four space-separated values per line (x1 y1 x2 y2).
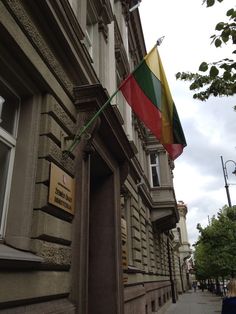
0 82 20 238
84 27 93 58
149 151 160 187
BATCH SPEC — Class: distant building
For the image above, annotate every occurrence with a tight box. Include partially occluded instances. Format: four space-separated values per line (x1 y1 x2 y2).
0 1 184 313
172 201 192 293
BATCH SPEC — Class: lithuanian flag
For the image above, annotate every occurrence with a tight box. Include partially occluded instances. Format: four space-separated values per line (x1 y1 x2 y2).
119 45 187 160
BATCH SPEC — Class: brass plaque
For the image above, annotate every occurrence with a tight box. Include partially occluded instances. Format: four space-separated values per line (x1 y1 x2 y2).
49 162 75 214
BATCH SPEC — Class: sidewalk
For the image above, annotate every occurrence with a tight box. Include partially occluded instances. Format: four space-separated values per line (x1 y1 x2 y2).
164 290 222 314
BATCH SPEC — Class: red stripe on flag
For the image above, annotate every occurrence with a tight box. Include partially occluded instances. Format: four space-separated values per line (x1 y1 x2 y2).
163 144 184 160
120 75 162 140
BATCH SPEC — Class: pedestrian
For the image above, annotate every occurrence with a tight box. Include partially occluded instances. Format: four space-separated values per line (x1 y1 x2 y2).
192 281 197 292
200 281 205 292
221 278 236 314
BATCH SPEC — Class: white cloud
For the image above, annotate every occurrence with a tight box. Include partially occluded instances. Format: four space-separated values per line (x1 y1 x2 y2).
140 0 236 245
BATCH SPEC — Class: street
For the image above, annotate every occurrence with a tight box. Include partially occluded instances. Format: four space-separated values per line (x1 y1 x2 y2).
165 290 222 314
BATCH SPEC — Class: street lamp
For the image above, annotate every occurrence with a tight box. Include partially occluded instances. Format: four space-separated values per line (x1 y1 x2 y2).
221 156 236 207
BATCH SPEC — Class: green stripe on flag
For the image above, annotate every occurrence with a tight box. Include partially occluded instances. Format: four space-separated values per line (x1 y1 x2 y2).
133 61 162 111
172 104 187 144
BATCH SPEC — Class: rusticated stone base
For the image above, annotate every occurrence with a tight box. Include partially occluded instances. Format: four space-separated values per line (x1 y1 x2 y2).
0 298 75 314
124 281 172 314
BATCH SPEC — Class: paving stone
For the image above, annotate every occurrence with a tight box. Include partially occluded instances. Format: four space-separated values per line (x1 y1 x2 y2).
165 290 222 314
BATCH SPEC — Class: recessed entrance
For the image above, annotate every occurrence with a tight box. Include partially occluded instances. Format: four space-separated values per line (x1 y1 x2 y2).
88 152 119 314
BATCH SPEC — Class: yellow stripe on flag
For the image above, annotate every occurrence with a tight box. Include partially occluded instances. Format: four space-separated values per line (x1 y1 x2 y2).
144 47 161 80
145 47 175 143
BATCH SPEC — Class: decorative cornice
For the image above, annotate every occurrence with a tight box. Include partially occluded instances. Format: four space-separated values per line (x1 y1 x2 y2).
88 0 114 41
3 0 74 96
90 0 113 24
98 18 109 42
178 201 188 216
120 0 130 23
74 84 135 162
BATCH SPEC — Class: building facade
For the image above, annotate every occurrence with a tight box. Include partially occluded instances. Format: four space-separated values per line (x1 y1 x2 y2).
0 0 183 313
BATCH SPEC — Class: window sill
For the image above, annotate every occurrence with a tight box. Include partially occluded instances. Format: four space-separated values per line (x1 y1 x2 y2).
0 244 43 269
124 265 145 274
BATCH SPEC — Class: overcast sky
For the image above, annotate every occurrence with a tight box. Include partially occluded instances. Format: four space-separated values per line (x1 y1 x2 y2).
140 0 236 245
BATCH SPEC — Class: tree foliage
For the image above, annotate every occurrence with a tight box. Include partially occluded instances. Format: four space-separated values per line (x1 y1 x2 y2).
194 205 236 280
176 0 236 102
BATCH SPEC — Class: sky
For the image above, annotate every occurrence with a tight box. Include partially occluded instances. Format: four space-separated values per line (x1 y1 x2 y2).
140 0 236 246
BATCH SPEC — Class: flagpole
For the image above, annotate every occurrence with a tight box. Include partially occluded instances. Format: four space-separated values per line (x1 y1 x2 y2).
64 42 159 157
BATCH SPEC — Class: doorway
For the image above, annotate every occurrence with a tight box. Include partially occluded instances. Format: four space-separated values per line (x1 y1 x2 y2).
88 151 122 314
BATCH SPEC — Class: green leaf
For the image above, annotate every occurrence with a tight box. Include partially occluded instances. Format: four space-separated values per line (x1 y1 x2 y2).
223 71 231 80
199 62 208 72
215 22 225 31
176 72 181 79
206 0 215 7
232 62 236 69
209 65 219 77
190 82 198 90
232 30 236 41
220 63 230 70
215 38 222 47
222 35 229 43
222 27 231 36
227 8 234 16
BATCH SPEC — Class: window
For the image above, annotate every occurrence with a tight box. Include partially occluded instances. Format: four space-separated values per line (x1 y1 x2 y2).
0 81 19 238
123 193 133 265
163 294 166 303
149 152 160 187
151 300 156 312
84 10 95 60
84 26 93 58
